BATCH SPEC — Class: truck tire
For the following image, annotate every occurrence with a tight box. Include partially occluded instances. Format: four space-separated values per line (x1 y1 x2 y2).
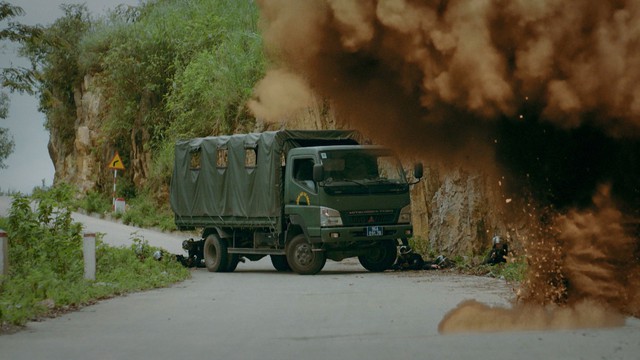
270 255 291 272
225 254 240 272
204 234 229 272
358 239 397 272
286 234 326 275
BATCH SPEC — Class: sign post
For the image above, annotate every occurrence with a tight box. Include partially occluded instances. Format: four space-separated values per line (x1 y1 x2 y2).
107 151 126 211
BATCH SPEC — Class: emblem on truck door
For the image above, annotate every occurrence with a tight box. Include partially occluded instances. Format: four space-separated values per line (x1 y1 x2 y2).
296 191 311 206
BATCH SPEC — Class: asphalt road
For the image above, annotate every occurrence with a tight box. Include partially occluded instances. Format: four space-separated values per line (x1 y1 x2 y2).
1 196 639 359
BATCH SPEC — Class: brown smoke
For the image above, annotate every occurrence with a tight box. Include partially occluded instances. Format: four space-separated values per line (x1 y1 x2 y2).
254 1 640 205
439 185 639 333
248 69 315 123
438 299 625 334
254 0 640 331
255 0 640 136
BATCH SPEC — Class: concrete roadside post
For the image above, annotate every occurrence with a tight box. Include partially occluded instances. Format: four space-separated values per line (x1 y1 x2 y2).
83 232 96 281
0 229 7 277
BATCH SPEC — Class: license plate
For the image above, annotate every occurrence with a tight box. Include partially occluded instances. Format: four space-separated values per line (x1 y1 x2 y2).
366 226 383 236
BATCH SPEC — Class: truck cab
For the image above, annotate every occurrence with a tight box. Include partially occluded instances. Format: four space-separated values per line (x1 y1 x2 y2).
283 145 421 274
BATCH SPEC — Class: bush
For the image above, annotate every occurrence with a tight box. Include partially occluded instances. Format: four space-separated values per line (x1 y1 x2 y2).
408 236 436 258
120 192 176 231
78 190 112 215
31 182 77 208
96 235 186 291
487 257 527 282
7 195 83 279
0 193 189 329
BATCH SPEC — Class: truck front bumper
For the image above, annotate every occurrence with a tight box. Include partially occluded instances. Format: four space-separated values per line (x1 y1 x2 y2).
313 224 413 244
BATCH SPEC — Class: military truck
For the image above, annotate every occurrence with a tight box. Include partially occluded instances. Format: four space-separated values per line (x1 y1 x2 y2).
170 130 422 275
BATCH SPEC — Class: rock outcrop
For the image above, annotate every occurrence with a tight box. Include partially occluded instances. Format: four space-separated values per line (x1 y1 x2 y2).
410 166 514 256
49 74 105 194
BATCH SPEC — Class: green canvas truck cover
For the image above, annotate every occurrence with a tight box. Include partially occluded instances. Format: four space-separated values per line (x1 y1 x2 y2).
170 130 361 227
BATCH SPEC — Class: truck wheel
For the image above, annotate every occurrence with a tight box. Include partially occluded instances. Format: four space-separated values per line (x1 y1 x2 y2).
358 240 397 272
225 254 240 272
286 234 326 275
203 234 229 272
270 255 291 272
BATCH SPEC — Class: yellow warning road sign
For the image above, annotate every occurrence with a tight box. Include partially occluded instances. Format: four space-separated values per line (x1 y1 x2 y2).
108 152 126 170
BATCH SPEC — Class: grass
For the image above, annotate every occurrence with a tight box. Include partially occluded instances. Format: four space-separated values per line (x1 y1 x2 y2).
77 190 113 215
488 257 528 282
408 235 527 282
408 236 436 258
0 192 190 332
116 193 176 232
0 238 189 329
452 254 527 282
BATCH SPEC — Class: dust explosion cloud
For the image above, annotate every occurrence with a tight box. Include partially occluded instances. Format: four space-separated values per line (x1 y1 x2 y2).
253 0 640 331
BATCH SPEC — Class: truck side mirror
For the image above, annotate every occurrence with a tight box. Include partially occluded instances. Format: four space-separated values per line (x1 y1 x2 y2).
413 163 424 179
313 164 324 182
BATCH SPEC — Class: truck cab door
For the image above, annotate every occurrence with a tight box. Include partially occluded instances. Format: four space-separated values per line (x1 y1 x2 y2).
288 156 318 203
285 156 320 231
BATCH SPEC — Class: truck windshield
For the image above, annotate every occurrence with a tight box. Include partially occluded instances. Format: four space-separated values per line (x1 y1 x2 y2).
319 149 408 194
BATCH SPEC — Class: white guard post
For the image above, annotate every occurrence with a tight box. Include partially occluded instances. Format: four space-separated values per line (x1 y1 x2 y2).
0 229 7 277
83 232 96 280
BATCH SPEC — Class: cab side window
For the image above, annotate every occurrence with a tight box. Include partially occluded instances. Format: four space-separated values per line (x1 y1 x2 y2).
293 158 316 192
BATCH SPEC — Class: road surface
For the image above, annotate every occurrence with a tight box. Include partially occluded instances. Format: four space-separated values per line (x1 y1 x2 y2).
1 196 639 359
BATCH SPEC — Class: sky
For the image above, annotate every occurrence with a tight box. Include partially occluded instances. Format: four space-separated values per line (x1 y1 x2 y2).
0 0 141 194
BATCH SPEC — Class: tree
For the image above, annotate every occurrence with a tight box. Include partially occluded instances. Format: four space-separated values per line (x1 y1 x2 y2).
18 4 91 153
0 1 43 168
1 2 42 92
0 92 14 168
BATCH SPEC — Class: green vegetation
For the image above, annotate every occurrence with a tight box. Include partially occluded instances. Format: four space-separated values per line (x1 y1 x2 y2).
0 93 14 169
409 236 527 282
117 191 176 231
408 236 436 258
489 258 527 282
0 190 190 329
77 190 112 215
0 0 43 168
31 182 111 215
452 252 527 282
13 0 264 224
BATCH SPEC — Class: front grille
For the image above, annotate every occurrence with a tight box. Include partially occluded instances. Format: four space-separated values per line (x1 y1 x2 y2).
343 209 396 226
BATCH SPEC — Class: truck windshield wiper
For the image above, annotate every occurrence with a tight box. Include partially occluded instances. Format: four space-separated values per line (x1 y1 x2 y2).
325 178 368 189
343 179 367 188
367 177 391 183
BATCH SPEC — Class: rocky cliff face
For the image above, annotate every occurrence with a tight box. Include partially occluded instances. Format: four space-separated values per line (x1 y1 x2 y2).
51 75 513 257
412 168 509 256
48 74 104 194
48 74 155 196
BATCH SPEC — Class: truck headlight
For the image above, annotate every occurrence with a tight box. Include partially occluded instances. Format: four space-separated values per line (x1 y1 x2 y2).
320 207 343 227
398 205 412 224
